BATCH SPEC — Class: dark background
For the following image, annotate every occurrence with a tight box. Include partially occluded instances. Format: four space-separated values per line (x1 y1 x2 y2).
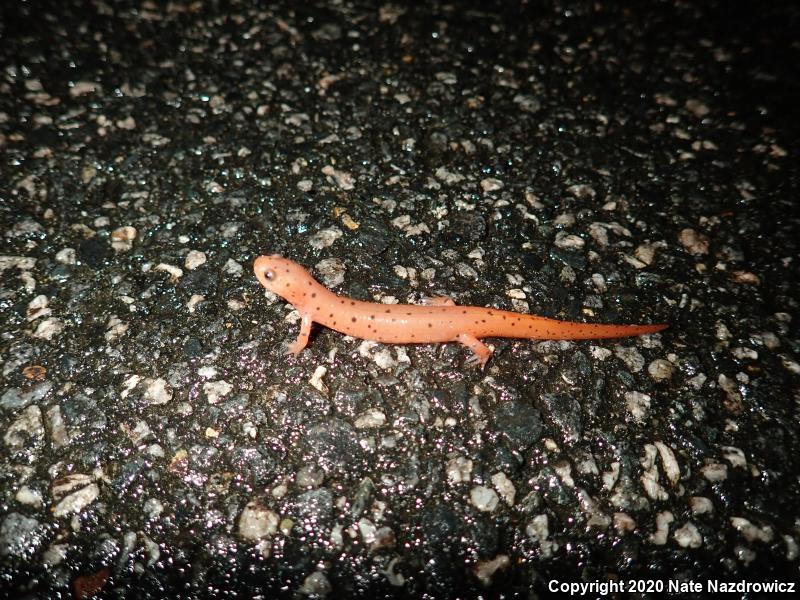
1 0 799 597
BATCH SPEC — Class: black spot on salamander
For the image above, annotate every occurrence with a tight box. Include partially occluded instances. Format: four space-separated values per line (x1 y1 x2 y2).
502 315 506 320
428 323 432 327
350 301 356 306
329 313 334 317
487 311 493 316
462 310 467 314
311 293 316 298
481 319 486 323
341 300 345 304
316 306 320 311
385 309 391 313
407 312 412 316
370 315 375 319
286 283 290 287
351 317 357 322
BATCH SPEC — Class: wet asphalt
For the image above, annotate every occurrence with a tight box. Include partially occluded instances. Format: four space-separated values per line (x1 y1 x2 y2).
1 1 799 598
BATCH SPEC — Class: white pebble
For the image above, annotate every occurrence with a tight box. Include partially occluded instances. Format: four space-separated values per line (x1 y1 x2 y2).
238 501 278 541
354 409 386 429
154 263 183 280
111 226 137 252
648 358 675 381
470 485 499 512
700 463 728 482
321 165 355 190
53 483 99 518
315 258 346 288
554 231 585 250
491 472 516 506
480 178 504 192
689 496 714 515
223 259 243 276
185 250 207 270
55 248 76 264
15 486 44 507
26 295 51 322
654 441 680 485
625 391 651 423
649 511 674 545
679 228 709 255
203 380 233 404
308 227 343 250
446 456 473 484
308 366 328 395
32 317 63 340
674 522 702 548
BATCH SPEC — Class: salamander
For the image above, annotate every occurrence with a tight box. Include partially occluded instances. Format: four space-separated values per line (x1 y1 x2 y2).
254 254 668 366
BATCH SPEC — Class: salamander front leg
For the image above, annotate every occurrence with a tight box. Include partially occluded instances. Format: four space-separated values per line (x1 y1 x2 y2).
287 314 312 355
456 333 492 367
421 296 456 307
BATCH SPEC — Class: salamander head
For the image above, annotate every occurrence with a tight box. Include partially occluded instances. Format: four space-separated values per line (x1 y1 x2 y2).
253 254 316 303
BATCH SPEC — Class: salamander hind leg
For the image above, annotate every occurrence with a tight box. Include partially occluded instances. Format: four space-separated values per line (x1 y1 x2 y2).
421 296 456 307
287 314 312 356
455 333 492 367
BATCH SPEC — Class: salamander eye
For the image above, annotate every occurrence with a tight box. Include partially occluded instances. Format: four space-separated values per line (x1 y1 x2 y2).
264 269 275 281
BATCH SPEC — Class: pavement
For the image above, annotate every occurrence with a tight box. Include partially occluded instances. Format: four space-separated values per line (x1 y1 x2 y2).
1 0 799 597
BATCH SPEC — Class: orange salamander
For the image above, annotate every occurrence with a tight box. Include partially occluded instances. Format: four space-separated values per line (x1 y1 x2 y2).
254 255 668 366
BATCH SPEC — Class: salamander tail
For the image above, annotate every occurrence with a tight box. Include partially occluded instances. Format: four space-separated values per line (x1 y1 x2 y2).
536 320 669 340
